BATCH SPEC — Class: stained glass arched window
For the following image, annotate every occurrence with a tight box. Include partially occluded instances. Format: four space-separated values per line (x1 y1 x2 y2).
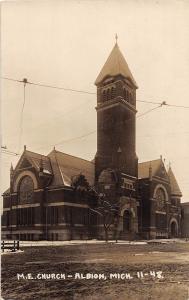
156 188 166 209
19 176 34 203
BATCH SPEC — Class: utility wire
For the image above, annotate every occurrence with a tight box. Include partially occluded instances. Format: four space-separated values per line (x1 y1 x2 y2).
2 76 189 108
2 77 96 95
1 101 165 154
35 104 164 151
1 77 188 155
137 105 162 118
18 79 27 152
54 130 96 146
1 149 19 156
165 103 189 109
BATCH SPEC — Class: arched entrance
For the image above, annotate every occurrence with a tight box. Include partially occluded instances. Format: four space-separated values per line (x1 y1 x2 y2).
170 219 178 238
123 210 131 232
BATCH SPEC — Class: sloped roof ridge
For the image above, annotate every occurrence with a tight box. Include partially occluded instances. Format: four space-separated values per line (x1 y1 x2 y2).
139 158 161 164
25 149 47 158
48 149 94 164
25 149 52 173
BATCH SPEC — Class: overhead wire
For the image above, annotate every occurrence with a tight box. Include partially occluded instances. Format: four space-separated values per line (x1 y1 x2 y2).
34 103 164 151
2 77 96 95
0 100 176 154
1 149 19 156
18 79 27 152
2 76 189 108
137 104 162 118
1 76 189 155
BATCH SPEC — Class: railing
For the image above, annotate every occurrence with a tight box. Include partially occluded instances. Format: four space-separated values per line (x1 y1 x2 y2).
1 240 20 252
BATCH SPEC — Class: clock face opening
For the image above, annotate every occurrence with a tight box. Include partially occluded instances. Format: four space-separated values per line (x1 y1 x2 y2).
19 176 34 203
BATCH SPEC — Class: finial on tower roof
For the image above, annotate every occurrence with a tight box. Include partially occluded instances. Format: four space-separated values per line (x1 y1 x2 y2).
115 33 118 44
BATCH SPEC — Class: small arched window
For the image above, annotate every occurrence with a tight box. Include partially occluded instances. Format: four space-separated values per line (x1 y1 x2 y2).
107 89 111 100
123 89 126 100
102 90 106 102
111 87 115 99
130 93 133 103
126 91 129 102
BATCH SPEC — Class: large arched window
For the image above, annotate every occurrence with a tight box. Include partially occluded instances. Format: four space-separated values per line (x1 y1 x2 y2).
155 188 166 210
19 176 34 203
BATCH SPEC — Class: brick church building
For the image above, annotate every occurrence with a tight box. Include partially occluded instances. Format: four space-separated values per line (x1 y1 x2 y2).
2 41 182 240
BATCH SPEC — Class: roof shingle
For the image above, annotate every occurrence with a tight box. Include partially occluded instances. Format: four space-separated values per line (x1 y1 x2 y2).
138 159 162 179
47 150 94 187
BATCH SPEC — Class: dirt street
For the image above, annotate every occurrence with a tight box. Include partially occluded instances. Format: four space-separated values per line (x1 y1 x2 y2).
1 241 189 300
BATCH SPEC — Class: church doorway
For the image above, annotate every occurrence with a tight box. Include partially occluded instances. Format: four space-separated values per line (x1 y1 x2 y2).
170 219 178 238
123 210 131 232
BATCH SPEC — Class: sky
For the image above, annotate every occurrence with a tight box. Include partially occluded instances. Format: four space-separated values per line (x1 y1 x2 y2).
1 0 189 202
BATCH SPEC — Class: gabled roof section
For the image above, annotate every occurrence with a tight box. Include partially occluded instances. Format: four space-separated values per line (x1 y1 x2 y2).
25 150 52 174
47 150 95 187
95 43 138 88
168 167 182 197
3 148 95 195
14 150 52 174
138 159 162 179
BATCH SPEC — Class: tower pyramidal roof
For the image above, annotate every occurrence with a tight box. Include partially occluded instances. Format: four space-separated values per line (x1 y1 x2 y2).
95 42 138 88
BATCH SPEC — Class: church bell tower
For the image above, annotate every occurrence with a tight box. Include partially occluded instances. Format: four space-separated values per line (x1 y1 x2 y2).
95 39 138 181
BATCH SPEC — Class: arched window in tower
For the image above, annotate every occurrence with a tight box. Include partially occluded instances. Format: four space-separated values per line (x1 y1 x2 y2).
107 89 111 100
130 93 133 104
128 93 131 103
126 90 129 102
111 87 115 99
102 90 106 102
123 89 126 100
